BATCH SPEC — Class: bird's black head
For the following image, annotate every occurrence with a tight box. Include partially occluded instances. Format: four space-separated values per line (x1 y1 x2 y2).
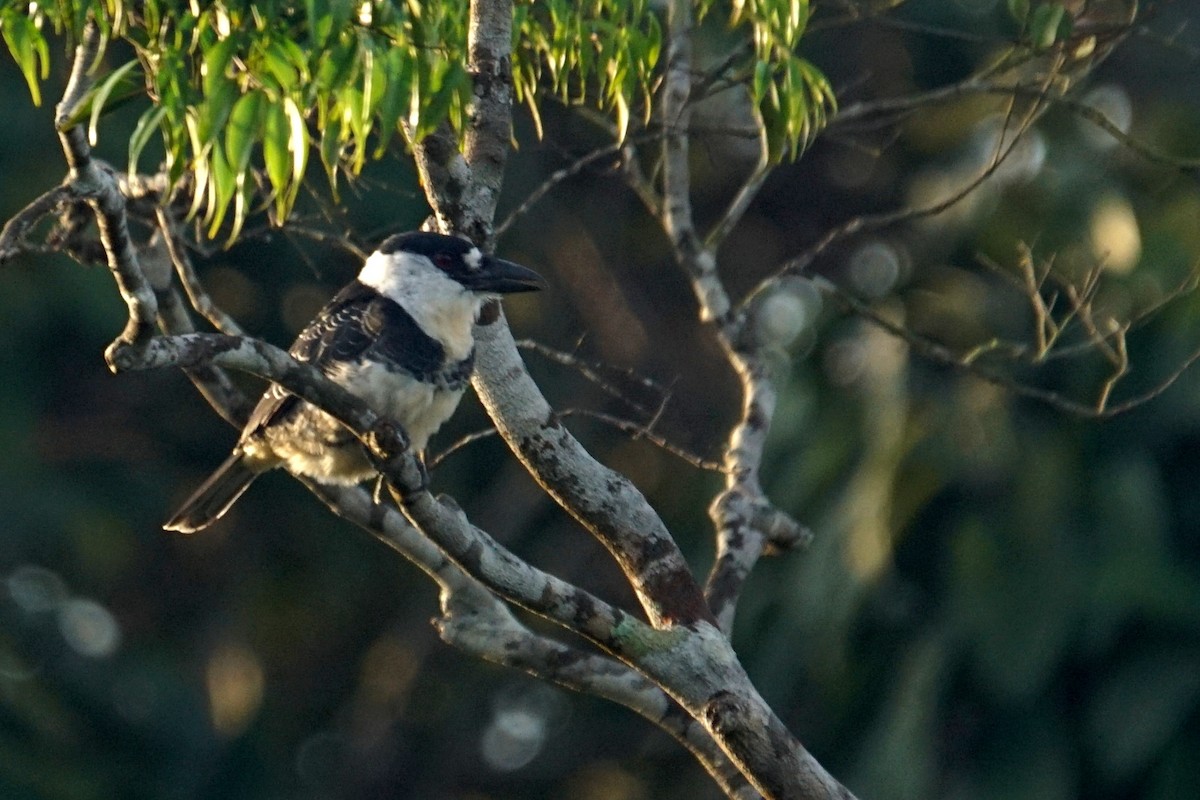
378 232 544 294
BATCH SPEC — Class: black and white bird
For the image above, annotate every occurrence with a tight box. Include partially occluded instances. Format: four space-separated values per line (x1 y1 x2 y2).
163 231 544 533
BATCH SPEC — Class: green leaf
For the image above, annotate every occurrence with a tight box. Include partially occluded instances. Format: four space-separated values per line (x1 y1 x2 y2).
195 76 238 149
224 90 264 174
87 60 139 146
314 31 356 90
1030 2 1067 49
263 102 290 210
374 48 413 157
1008 0 1031 22
307 0 332 46
1 10 47 106
613 91 630 143
419 61 468 138
319 116 344 192
206 144 237 238
283 96 309 190
128 105 167 173
752 60 771 104
259 39 302 92
202 35 238 99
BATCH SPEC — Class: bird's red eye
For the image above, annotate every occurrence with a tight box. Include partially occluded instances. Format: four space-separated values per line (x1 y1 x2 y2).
434 253 453 269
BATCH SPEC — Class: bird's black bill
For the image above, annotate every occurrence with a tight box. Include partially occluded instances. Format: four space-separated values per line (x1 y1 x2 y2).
467 257 546 294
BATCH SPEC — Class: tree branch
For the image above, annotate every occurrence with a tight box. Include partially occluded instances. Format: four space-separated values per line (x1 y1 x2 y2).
307 479 761 800
55 19 158 349
407 0 715 630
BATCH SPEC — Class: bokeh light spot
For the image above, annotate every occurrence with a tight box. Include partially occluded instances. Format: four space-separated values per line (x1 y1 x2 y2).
57 598 121 658
1091 194 1142 274
481 708 546 772
207 641 265 738
7 565 68 614
848 241 903 299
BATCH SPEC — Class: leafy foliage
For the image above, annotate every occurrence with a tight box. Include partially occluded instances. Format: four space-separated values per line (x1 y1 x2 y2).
0 0 835 242
701 0 835 158
512 0 663 142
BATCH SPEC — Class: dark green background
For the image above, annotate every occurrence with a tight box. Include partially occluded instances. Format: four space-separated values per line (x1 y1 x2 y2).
2 2 1200 798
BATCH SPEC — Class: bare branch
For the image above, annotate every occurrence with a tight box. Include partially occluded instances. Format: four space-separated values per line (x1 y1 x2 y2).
55 20 158 348
430 407 724 473
495 141 626 238
821 277 1200 419
0 185 72 263
517 338 673 417
662 0 730 324
155 209 245 336
745 86 1049 312
705 138 771 252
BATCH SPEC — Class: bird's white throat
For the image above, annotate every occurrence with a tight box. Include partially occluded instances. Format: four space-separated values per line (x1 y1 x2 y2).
358 250 481 361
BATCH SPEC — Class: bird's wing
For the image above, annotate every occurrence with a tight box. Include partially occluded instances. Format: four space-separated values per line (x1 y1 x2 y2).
241 281 452 437
240 282 378 437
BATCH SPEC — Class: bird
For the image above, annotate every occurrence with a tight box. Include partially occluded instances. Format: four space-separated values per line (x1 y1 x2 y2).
163 231 544 533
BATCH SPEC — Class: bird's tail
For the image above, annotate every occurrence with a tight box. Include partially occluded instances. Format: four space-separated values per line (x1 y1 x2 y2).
163 451 260 533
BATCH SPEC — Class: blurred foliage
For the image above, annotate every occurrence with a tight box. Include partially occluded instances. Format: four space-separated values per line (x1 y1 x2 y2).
1 1 1200 800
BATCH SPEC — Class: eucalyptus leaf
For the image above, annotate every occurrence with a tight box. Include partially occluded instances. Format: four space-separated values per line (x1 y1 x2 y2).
86 60 140 147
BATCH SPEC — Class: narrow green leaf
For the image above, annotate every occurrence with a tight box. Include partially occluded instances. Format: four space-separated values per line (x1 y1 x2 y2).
1 11 45 106
319 117 343 192
644 15 662 66
184 112 211 220
224 90 264 175
374 48 412 157
87 60 139 146
202 36 237 99
613 91 629 143
752 60 771 104
307 0 332 46
229 169 254 243
206 145 237 238
314 33 356 90
419 61 467 138
284 96 308 188
263 102 291 215
128 105 167 173
260 39 301 92
196 76 238 148
1030 3 1067 49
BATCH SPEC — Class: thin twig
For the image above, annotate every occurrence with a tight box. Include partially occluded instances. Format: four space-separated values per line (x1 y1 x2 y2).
496 142 626 238
155 208 245 336
429 407 725 473
517 338 672 417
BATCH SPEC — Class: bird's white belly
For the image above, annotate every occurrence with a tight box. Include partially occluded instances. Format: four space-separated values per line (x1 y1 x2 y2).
331 361 465 452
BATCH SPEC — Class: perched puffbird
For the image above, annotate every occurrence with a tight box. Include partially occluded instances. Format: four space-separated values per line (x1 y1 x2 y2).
164 231 544 533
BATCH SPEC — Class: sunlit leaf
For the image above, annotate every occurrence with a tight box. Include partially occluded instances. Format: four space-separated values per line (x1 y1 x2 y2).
263 101 290 215
86 59 140 146
206 143 237 238
1 10 47 106
225 90 264 176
